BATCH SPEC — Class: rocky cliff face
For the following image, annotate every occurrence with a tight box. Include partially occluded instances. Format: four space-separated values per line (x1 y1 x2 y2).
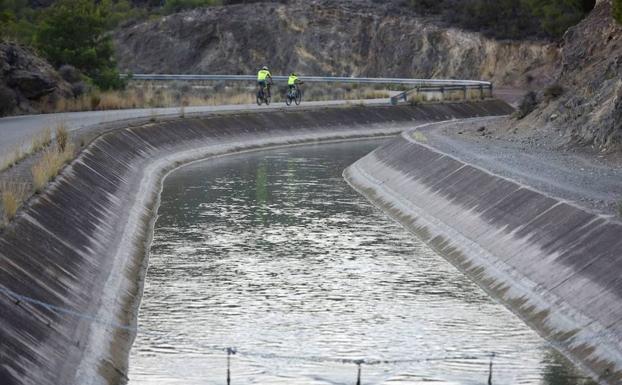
0 43 72 116
113 0 559 87
514 0 622 152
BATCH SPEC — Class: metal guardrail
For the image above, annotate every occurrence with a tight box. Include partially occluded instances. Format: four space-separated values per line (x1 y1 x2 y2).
127 74 491 87
390 84 494 105
125 74 494 104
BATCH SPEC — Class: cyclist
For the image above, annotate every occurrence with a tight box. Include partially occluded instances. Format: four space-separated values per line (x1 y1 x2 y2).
257 66 272 98
287 72 302 97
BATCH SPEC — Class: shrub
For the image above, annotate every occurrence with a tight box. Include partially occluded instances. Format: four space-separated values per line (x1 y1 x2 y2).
517 91 539 119
409 0 595 39
163 0 222 14
615 0 622 24
90 93 101 109
71 81 88 97
58 64 81 83
92 66 127 91
544 83 565 101
55 122 69 152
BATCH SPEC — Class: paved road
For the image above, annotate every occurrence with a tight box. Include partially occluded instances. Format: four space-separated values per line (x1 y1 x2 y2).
0 99 389 162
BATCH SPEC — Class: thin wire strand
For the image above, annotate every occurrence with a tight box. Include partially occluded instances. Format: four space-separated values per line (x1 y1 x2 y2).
0 283 610 373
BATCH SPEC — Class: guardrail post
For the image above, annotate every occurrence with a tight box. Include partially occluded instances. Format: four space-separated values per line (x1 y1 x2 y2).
440 87 445 102
463 86 468 101
479 84 485 100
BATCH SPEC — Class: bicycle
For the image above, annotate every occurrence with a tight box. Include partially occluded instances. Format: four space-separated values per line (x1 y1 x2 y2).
256 81 272 106
285 83 303 106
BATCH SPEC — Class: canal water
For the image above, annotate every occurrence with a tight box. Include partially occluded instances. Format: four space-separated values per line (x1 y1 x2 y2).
128 139 593 385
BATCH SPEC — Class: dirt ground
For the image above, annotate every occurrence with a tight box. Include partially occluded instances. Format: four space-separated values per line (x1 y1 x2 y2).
415 116 622 218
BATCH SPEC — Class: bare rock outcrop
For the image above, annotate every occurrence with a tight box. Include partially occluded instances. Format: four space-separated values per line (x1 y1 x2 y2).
0 43 72 116
514 0 622 152
113 0 559 87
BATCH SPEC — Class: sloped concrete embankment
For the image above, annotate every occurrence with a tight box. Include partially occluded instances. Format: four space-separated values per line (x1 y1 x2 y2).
344 126 622 385
0 100 513 385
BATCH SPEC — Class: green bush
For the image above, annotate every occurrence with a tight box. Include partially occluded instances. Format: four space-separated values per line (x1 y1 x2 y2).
163 0 222 14
614 0 622 24
544 83 565 100
410 0 595 39
34 0 124 90
517 91 539 119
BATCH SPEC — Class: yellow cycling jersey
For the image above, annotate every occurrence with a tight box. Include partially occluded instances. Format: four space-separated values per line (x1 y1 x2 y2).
288 75 298 85
257 69 271 81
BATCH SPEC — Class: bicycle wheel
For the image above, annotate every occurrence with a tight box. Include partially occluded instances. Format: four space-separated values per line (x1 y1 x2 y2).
265 94 270 105
294 89 302 105
285 94 292 106
256 90 263 106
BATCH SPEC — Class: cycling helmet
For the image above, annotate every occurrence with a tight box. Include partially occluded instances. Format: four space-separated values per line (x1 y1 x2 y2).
262 66 269 70
290 72 297 76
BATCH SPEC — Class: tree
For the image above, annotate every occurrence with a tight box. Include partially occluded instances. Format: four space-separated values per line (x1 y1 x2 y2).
35 0 124 90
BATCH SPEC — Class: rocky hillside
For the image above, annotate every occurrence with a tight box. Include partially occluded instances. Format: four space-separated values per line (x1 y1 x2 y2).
113 0 559 87
0 43 72 116
513 0 621 152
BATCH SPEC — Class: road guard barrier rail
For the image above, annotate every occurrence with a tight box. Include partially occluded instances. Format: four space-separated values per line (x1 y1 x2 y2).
125 74 494 105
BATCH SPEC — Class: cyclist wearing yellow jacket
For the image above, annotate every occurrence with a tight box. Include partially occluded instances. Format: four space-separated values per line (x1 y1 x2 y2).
257 66 272 97
288 72 300 88
287 72 303 96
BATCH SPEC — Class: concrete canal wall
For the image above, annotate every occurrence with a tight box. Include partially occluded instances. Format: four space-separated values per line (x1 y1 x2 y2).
0 101 513 385
344 126 622 385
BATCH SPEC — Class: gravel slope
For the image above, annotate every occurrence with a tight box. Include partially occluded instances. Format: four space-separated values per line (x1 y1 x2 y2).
417 117 622 217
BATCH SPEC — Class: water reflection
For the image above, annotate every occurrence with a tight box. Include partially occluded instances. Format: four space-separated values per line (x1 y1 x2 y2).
129 140 592 385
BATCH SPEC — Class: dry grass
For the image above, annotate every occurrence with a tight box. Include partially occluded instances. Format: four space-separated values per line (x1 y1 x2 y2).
38 81 492 115
48 86 180 112
0 146 24 171
408 93 425 105
31 143 75 193
55 122 69 152
348 89 390 100
1 181 29 223
467 88 487 100
0 126 59 171
0 123 75 225
202 93 255 105
44 82 395 113
30 127 52 153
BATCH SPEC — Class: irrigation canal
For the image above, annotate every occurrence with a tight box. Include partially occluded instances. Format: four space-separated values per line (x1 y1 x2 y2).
128 139 593 385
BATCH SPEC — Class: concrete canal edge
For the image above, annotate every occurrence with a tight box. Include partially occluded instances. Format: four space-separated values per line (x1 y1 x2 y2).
343 125 622 385
0 101 513 385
